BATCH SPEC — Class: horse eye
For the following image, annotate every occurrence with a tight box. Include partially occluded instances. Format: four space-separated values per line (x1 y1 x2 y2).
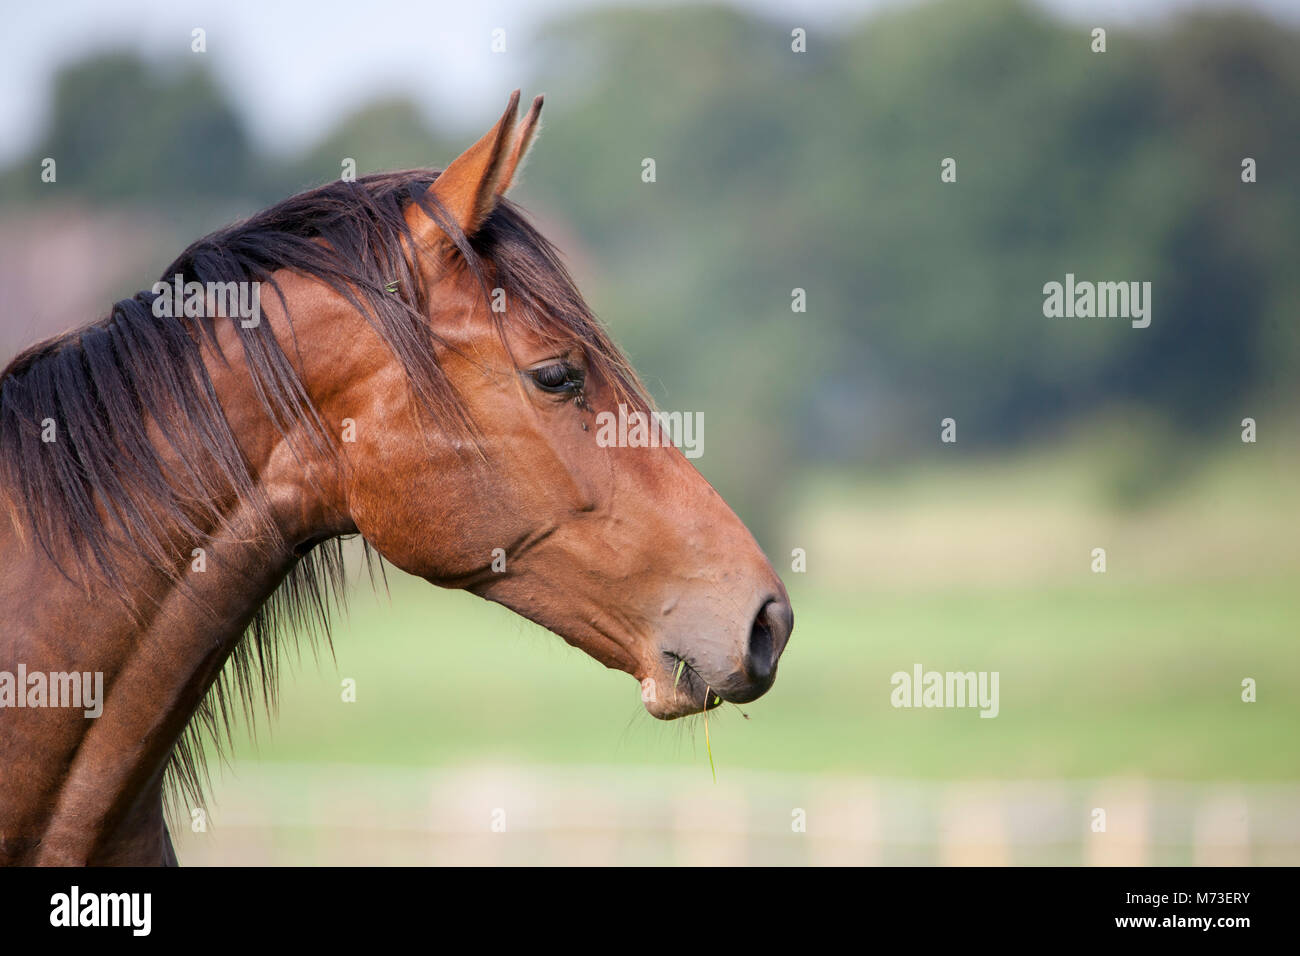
530 363 582 393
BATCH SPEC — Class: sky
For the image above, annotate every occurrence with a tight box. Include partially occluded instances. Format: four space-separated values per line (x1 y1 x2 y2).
0 0 1295 165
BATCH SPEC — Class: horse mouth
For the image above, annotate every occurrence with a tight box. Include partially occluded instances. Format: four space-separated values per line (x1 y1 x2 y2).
642 652 733 720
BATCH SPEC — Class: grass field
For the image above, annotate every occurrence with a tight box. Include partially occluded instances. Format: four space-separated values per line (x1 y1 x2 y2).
176 434 1298 863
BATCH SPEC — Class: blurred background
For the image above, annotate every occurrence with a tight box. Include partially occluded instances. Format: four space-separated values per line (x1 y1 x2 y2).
2 0 1298 864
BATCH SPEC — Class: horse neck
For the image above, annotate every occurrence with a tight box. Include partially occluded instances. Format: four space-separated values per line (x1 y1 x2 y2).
0 300 353 864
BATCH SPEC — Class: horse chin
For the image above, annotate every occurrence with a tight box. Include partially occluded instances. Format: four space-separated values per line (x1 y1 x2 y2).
642 692 722 721
639 659 729 720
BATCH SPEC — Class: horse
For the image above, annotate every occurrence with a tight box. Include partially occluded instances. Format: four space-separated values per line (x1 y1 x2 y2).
0 91 793 865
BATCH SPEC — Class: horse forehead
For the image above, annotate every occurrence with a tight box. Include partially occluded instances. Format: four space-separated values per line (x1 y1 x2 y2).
431 294 567 364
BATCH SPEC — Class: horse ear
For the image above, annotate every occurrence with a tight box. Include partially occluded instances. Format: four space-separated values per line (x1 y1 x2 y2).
495 94 544 197
416 90 520 240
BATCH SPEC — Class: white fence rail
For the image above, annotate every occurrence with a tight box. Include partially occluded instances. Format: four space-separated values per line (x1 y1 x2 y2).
173 763 1300 866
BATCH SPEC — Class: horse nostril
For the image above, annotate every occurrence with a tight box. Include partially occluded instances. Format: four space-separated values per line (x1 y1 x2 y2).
748 618 774 683
746 598 792 685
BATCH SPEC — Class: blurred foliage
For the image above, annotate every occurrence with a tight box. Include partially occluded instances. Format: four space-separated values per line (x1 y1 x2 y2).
21 52 252 200
3 0 1298 548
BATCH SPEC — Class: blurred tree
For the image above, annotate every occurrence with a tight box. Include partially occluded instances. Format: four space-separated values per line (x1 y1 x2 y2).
3 1 1298 549
21 52 254 200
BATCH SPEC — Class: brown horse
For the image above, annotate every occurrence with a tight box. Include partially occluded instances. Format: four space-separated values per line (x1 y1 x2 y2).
0 92 792 866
